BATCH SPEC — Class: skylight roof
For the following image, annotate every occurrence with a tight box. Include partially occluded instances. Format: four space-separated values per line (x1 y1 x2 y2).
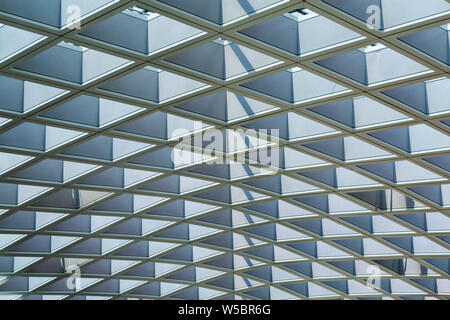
0 0 448 301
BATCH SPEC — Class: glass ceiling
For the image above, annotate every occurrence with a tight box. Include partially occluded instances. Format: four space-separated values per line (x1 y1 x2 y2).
0 0 449 300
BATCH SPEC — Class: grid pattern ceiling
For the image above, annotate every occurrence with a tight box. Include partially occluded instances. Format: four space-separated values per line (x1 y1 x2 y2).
0 0 449 300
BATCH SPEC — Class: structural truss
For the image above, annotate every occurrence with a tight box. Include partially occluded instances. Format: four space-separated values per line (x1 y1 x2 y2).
0 0 449 300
